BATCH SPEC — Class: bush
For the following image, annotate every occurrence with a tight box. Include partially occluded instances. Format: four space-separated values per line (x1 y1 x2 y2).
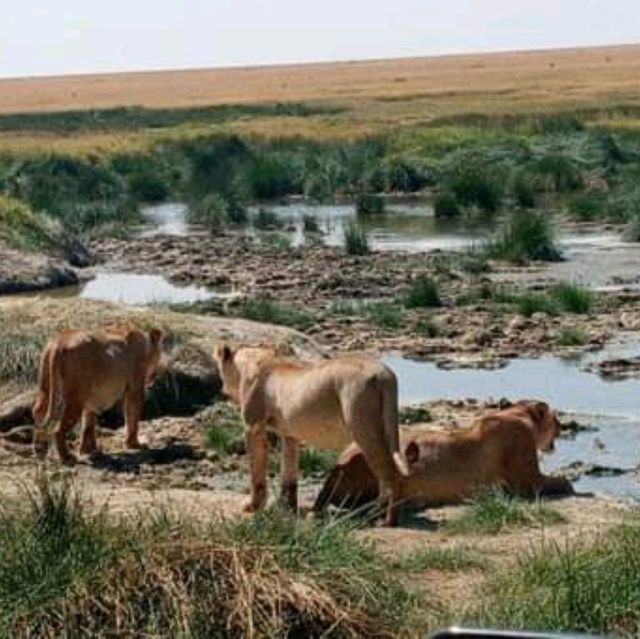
557 327 588 346
434 192 461 218
355 192 385 215
0 195 61 250
446 155 503 213
414 316 442 338
343 222 369 255
569 192 606 221
550 282 593 314
404 275 441 308
485 211 562 263
187 193 229 232
512 171 538 208
532 154 582 192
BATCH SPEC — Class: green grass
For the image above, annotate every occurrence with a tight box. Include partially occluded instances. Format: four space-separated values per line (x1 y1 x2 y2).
434 192 461 218
393 545 487 572
302 213 320 233
0 195 61 250
299 448 338 477
513 291 558 317
399 405 432 424
468 519 640 637
485 211 562 263
414 316 442 338
187 192 229 232
343 221 370 255
404 275 442 309
365 302 405 330
200 403 245 455
0 478 424 637
445 489 566 536
550 282 593 314
234 298 315 331
557 327 589 346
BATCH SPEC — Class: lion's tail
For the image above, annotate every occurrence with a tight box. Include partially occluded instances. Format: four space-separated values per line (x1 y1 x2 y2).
33 345 60 428
381 371 409 478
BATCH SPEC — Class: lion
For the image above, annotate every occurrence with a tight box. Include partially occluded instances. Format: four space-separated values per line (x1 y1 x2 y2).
315 400 573 512
213 344 408 526
32 324 165 463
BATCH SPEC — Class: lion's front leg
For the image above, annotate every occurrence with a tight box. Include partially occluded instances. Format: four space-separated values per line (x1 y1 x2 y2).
244 424 269 512
280 436 300 512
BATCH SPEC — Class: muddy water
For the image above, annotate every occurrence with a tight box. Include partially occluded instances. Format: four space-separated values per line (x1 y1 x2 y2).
383 340 640 499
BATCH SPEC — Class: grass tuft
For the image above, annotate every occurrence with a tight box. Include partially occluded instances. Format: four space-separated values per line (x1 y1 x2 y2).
343 221 370 255
404 275 441 309
393 545 487 572
234 297 315 331
550 282 593 314
445 488 566 536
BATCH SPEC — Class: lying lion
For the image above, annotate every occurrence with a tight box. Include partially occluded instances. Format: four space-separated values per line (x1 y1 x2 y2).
213 344 408 526
315 400 573 512
33 323 165 463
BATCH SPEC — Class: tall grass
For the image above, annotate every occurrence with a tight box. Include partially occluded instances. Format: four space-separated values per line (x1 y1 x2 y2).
550 282 593 314
445 489 566 535
0 323 48 385
485 211 562 263
234 298 315 331
0 478 423 637
404 275 442 309
469 519 640 637
343 222 370 255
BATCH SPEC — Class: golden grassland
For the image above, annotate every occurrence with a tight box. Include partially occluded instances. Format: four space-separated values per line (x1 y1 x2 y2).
0 43 639 154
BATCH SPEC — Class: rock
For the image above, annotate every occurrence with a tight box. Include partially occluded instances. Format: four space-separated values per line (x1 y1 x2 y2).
556 461 629 481
64 239 92 268
0 391 37 431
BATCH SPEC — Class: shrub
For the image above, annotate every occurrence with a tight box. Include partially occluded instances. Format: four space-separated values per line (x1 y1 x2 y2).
485 211 562 263
355 192 385 215
343 222 369 255
512 171 537 209
434 192 461 218
414 316 442 338
0 195 61 250
187 193 229 232
550 282 593 314
446 155 503 213
532 154 582 192
569 192 606 221
404 275 442 308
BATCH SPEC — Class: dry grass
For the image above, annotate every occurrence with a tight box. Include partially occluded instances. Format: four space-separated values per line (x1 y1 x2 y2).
0 44 639 152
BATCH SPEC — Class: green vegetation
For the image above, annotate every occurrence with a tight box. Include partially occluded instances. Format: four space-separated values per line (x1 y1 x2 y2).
485 211 561 263
366 302 405 330
445 489 566 535
299 448 338 477
0 478 421 637
234 298 315 331
343 221 370 255
404 275 441 309
0 195 61 250
355 192 385 215
394 545 487 572
187 192 229 232
0 321 48 385
557 327 589 347
201 403 245 455
302 213 320 233
550 281 593 314
434 192 461 218
469 519 640 637
414 316 442 338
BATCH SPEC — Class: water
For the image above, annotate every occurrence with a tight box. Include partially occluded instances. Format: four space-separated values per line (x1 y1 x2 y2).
382 348 640 499
140 203 192 237
79 273 218 305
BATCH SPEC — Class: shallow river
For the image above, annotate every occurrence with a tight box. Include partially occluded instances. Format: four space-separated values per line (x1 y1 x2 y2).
37 201 640 499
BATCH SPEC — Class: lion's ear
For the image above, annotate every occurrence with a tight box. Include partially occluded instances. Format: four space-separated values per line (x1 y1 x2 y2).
149 327 165 345
405 441 420 465
532 401 549 421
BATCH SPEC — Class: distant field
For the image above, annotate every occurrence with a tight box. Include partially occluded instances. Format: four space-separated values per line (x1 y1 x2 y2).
0 43 639 153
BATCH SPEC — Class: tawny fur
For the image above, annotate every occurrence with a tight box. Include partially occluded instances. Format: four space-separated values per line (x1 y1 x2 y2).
32 324 164 463
315 400 573 511
213 344 407 526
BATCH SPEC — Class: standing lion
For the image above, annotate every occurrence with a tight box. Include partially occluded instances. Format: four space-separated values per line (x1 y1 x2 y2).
33 324 165 463
213 344 408 526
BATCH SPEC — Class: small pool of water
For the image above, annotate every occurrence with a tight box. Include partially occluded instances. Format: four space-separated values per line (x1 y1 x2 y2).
79 273 218 305
139 203 193 237
383 345 640 499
